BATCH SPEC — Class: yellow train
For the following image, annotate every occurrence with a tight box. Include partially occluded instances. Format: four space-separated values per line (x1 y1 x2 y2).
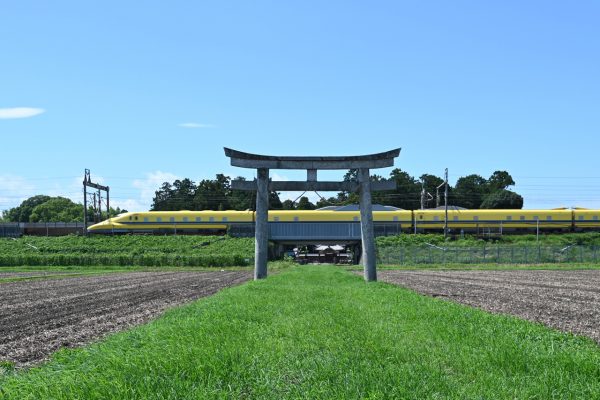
87 208 600 235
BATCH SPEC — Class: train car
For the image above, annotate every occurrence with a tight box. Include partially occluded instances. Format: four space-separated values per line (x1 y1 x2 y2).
87 210 253 234
87 208 600 236
266 210 413 240
572 208 600 230
412 209 573 232
267 210 412 224
87 209 414 237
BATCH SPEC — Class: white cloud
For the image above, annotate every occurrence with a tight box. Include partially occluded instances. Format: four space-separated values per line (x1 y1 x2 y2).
131 171 181 210
0 175 37 211
178 122 215 129
271 173 289 181
110 198 146 213
0 107 45 119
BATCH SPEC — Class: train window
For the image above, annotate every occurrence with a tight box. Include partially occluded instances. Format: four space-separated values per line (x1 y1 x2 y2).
157 217 162 222
170 217 175 222
353 216 359 222
433 216 439 221
183 217 188 222
274 216 279 222
546 216 552 221
196 217 201 222
129 216 132 221
209 217 215 222
520 216 525 221
453 216 458 221
506 216 512 221
473 216 479 221
594 216 599 221
222 217 228 222
294 216 299 222
134 216 138 221
393 216 398 222
533 216 539 220
419 215 423 220
579 216 585 220
143 217 148 222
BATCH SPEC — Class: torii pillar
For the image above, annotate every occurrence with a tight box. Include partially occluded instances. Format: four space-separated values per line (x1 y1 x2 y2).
224 148 401 282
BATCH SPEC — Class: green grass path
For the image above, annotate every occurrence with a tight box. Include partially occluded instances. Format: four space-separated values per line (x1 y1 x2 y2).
1 266 600 399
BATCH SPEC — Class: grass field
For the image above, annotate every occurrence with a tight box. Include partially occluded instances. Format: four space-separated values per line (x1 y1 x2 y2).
1 266 599 399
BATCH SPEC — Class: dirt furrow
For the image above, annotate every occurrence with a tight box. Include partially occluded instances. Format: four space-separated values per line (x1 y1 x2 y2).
0 271 251 367
380 270 600 344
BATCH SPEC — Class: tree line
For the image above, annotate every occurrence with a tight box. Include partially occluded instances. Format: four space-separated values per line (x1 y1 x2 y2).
151 169 523 211
1 195 126 223
1 169 523 222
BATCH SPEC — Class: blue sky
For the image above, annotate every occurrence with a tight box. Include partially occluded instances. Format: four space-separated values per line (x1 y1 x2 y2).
1 1 599 212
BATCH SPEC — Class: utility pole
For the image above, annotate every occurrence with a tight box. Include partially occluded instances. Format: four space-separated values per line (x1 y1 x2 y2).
444 168 449 239
83 169 110 236
436 181 445 208
83 174 87 232
92 192 97 223
421 177 434 210
420 178 426 210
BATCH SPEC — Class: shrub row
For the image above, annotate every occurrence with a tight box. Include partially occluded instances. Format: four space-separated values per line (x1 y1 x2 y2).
0 254 252 267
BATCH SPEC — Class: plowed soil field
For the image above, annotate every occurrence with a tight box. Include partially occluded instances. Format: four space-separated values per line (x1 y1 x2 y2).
0 271 251 367
380 270 600 344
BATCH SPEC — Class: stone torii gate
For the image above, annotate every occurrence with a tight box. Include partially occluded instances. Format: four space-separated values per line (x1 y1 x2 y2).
224 147 400 282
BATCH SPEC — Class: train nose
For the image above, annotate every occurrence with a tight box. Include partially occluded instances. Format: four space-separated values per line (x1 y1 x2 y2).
87 221 106 233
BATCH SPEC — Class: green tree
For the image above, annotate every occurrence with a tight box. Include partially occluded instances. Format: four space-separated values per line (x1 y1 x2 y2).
316 196 337 209
269 191 283 210
488 171 515 191
2 195 51 222
229 177 254 210
282 199 296 210
172 178 196 209
151 182 175 211
387 169 421 210
296 196 316 210
481 189 524 209
30 197 83 222
452 174 488 209
194 174 231 210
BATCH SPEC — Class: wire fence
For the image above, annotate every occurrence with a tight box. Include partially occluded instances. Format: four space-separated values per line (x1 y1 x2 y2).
377 245 600 265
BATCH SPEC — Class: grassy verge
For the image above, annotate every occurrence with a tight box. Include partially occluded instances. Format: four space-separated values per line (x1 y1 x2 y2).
1 266 599 399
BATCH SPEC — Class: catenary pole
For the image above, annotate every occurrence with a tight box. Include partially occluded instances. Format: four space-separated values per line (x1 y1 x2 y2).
83 173 88 236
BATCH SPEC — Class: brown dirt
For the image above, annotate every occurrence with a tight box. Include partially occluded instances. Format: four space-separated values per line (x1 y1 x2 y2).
0 271 72 279
0 271 251 367
379 270 600 344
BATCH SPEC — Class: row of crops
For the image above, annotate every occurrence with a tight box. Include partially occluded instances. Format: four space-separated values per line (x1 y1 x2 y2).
377 245 600 265
3 233 600 267
0 235 254 267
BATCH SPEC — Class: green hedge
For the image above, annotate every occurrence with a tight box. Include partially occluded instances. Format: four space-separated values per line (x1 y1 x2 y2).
0 253 252 267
